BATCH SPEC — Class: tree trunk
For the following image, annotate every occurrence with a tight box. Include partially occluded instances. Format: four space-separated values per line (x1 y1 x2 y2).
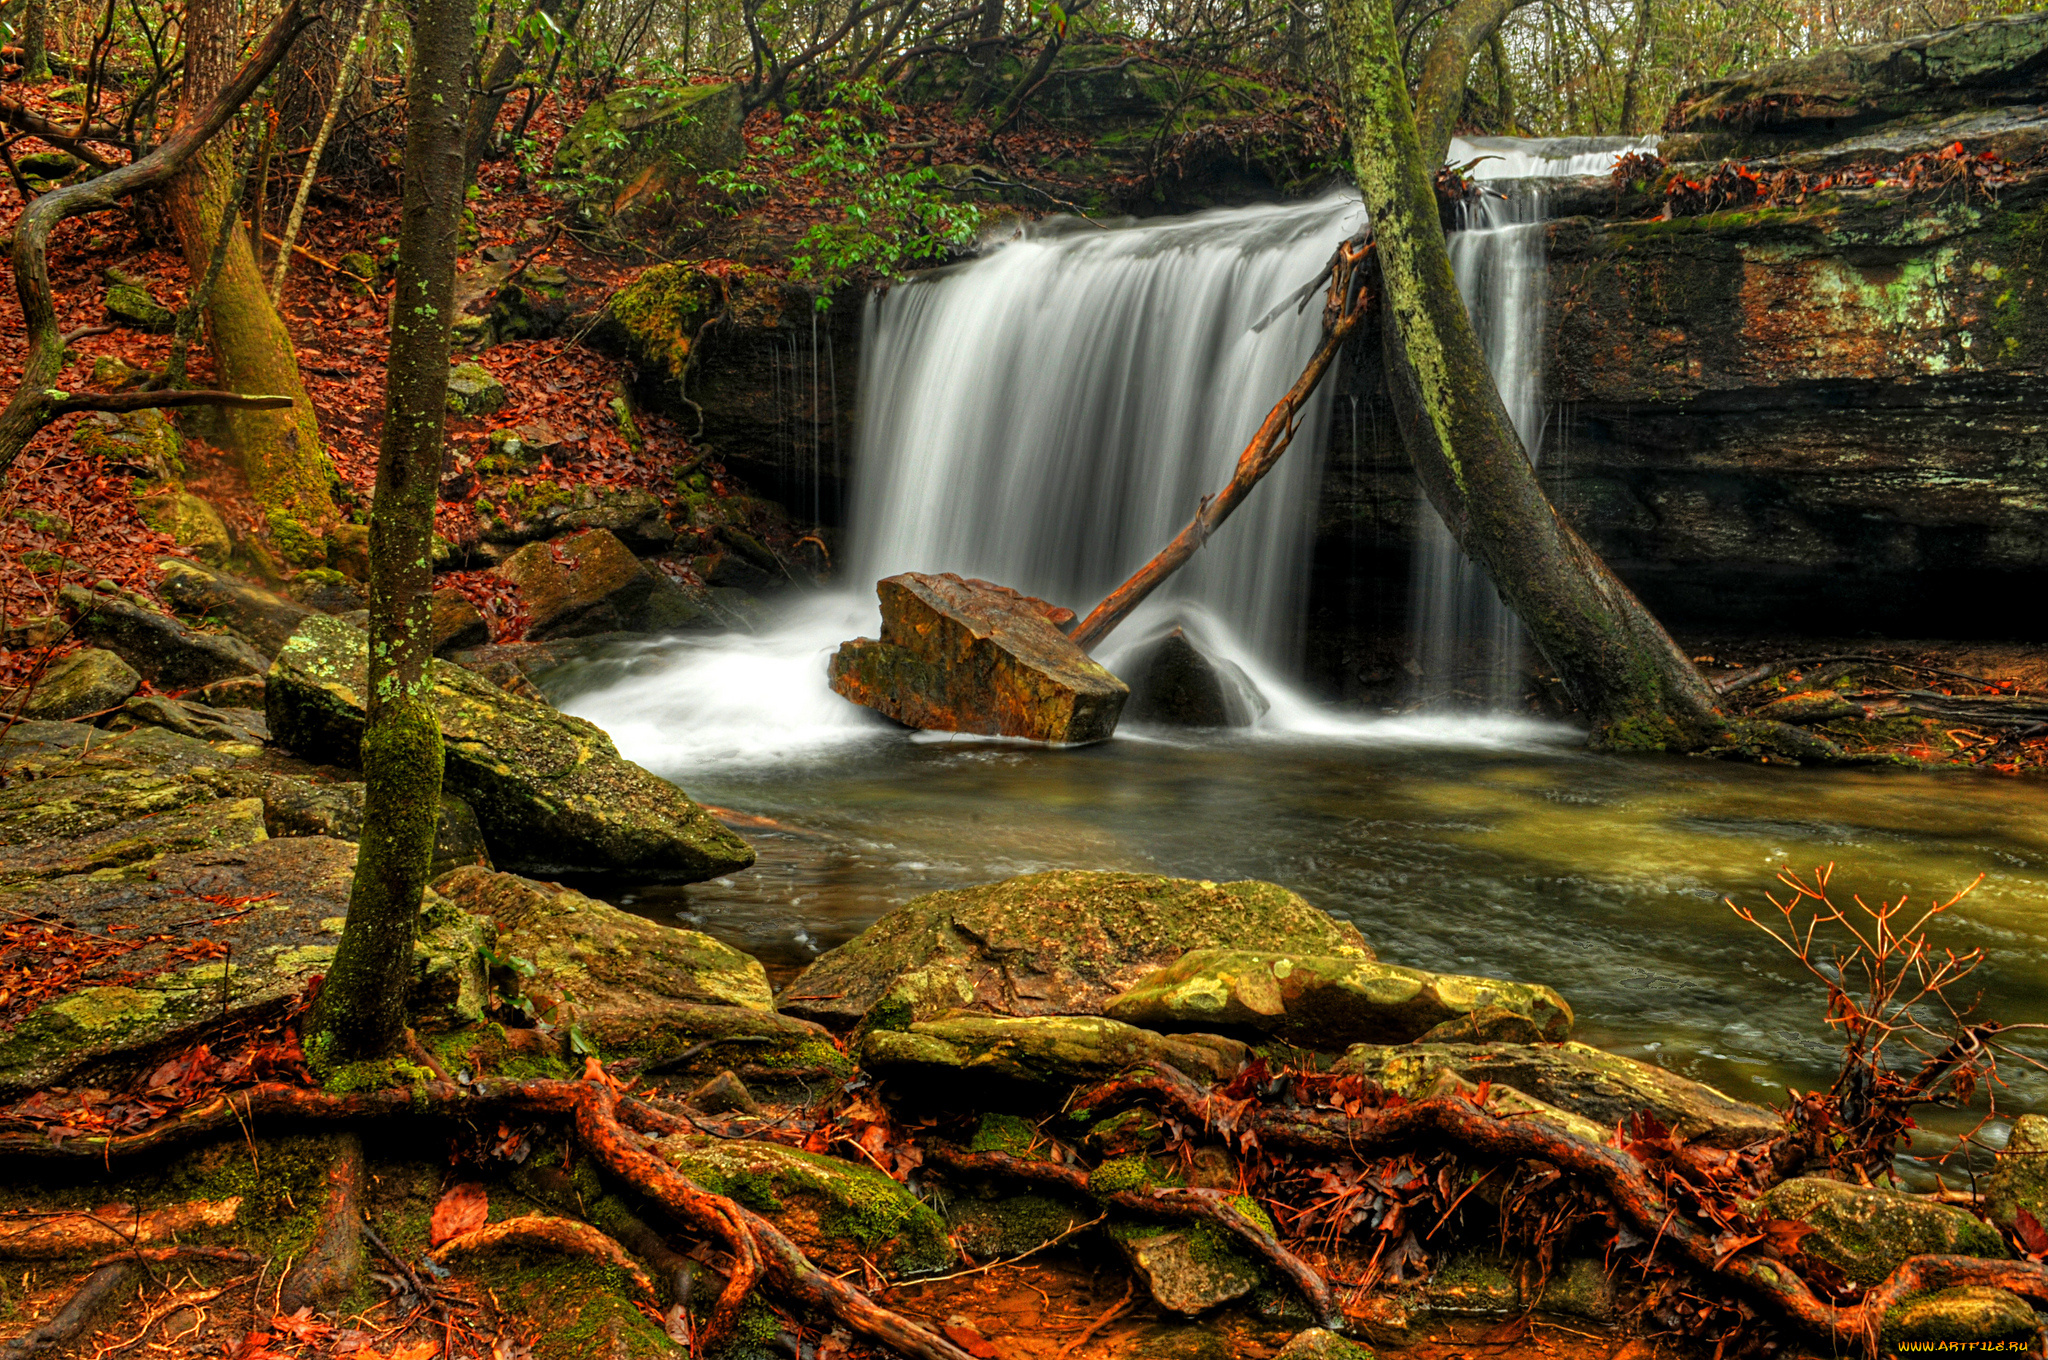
1329 0 1728 750
307 0 471 1064
21 0 49 78
164 0 338 558
958 0 1005 111
1487 31 1515 134
273 0 373 170
1617 0 1655 134
462 0 581 184
1413 0 1529 168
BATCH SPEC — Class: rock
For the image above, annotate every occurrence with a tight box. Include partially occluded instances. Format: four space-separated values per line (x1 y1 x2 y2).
89 355 149 390
685 1070 759 1115
0 836 490 1097
949 1192 1095 1259
1121 627 1269 727
555 489 677 554
75 409 179 478
1756 689 1860 724
637 572 730 632
106 695 266 744
1882 1285 2040 1346
156 559 314 655
445 363 508 417
431 867 785 1064
190 675 266 709
1104 948 1571 1048
861 1014 1248 1087
1273 1328 1374 1360
829 573 1129 744
324 524 371 581
1985 1113 2048 1239
286 570 366 614
103 268 175 332
431 588 490 655
1115 1221 1264 1314
554 84 745 240
496 529 654 640
1335 1041 1781 1148
21 647 139 721
694 547 776 592
134 488 233 566
781 869 1371 1031
61 584 269 690
654 1133 952 1274
1755 1177 2009 1285
476 486 678 557
267 615 753 879
0 769 268 888
484 420 564 468
248 775 489 877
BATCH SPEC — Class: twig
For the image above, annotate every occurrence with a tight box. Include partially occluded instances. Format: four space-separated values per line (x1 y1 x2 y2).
1051 1280 1133 1360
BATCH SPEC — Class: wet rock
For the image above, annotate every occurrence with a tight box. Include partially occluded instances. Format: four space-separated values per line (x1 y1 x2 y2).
190 675 266 709
637 573 731 632
861 1014 1248 1086
1335 1041 1780 1148
432 867 776 1058
0 836 489 1097
62 584 268 691
1121 627 1269 727
445 362 508 417
555 83 745 239
1756 689 1860 724
558 489 677 554
267 614 753 879
156 559 313 655
497 528 655 641
0 770 267 887
430 588 491 655
1104 947 1571 1047
1115 1221 1264 1314
102 268 175 332
1985 1113 2048 1239
21 647 139 721
134 487 233 566
948 1193 1094 1259
1755 1178 2009 1285
654 1133 952 1274
685 1070 760 1115
780 869 1371 1031
1274 1328 1374 1360
1881 1285 2039 1346
106 695 266 744
694 547 777 592
249 776 490 878
829 572 1128 744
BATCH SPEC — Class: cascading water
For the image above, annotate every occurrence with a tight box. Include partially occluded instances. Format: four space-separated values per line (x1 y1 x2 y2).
1410 136 1656 710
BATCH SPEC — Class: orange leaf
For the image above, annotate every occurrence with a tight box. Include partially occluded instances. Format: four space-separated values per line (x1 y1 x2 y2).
429 1182 488 1247
390 1344 441 1360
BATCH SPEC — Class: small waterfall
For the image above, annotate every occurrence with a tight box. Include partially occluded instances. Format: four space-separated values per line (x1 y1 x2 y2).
1409 136 1656 710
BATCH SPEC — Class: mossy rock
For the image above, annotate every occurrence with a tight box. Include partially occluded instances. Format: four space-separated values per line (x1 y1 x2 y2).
20 646 139 721
103 269 175 332
446 363 509 417
1106 948 1571 1048
75 407 180 478
1880 1284 2039 1345
156 558 312 653
496 528 654 641
473 1251 685 1359
781 869 1371 1033
1113 1219 1264 1314
1985 1113 2048 1239
1274 1329 1375 1360
861 1014 1248 1088
60 582 268 690
1756 1177 2010 1286
266 614 753 879
654 1134 952 1275
135 486 233 566
603 262 725 385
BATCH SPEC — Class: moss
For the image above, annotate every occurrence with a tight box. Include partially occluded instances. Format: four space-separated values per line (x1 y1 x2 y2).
1089 1155 1170 1195
474 1251 683 1359
1229 1195 1277 1237
608 263 723 385
970 1113 1042 1156
266 509 327 568
319 1054 434 1093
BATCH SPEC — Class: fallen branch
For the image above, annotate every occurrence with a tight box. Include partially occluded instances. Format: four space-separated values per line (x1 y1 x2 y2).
0 1 310 476
1068 230 1375 652
1715 653 2019 697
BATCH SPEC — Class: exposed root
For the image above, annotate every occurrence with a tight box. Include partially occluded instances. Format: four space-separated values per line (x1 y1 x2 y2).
0 1259 145 1360
927 1145 1343 1331
430 1213 657 1299
278 1131 363 1314
0 1198 242 1258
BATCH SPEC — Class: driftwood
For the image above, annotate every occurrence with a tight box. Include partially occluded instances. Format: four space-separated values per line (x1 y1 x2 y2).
0 2 308 476
1068 231 1376 652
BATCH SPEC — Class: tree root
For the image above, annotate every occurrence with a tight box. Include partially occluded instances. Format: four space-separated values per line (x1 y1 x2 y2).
0 1199 242 1259
0 1259 144 1360
278 1131 363 1314
927 1145 1343 1330
430 1214 656 1299
1070 1066 2048 1356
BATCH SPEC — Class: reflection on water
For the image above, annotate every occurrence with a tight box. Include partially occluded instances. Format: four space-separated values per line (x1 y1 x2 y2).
572 689 2048 1161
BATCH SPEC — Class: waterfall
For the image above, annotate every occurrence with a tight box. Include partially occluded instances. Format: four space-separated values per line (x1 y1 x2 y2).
1409 136 1657 710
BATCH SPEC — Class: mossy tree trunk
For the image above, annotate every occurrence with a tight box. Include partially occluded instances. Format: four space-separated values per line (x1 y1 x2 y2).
1330 0 1728 750
308 0 472 1065
21 0 50 79
462 0 584 184
1413 0 1532 167
164 0 338 560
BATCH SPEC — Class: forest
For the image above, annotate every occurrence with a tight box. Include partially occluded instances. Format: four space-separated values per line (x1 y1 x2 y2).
1 0 2047 1352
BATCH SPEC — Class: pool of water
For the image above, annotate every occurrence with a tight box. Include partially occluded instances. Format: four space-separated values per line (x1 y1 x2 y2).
551 634 2048 1169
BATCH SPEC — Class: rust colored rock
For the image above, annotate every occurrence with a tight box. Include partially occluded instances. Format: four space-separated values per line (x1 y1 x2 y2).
828 572 1126 745
497 528 653 640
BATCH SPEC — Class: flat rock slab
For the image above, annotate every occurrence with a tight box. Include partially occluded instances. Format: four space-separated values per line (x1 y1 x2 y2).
61 584 268 690
1757 1176 2008 1286
829 572 1127 744
1115 1223 1263 1314
496 529 653 641
1336 1041 1781 1148
156 559 314 656
1882 1285 2039 1346
1105 948 1572 1047
781 870 1372 1031
267 615 753 880
862 1014 1248 1086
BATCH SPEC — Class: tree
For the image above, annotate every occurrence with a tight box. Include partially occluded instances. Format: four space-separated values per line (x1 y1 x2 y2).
1411 0 1533 165
163 0 340 560
1329 0 1731 751
306 0 474 1066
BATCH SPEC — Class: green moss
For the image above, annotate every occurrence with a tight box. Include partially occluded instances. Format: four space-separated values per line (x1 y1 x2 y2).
970 1113 1042 1156
1089 1154 1172 1195
266 509 326 568
474 1252 682 1359
608 263 723 385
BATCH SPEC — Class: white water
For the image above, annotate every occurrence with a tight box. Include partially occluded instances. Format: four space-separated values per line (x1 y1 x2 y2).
1410 137 1658 709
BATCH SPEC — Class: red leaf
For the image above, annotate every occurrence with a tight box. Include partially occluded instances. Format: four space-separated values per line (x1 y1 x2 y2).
2017 1209 2048 1258
940 1323 1001 1359
429 1181 489 1246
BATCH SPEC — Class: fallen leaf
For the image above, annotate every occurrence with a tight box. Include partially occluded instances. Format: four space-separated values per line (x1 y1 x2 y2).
429 1181 488 1246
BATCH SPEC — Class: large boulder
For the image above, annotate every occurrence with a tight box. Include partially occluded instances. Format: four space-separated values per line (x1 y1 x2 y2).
1119 627 1268 728
445 363 508 417
1754 1178 2009 1285
1104 948 1572 1047
782 870 1371 1032
496 528 654 640
1335 1041 1781 1148
554 83 745 239
133 487 233 566
102 268 175 332
61 584 268 690
861 1014 1248 1087
156 558 314 655
20 647 139 721
266 615 753 880
1985 1113 2048 1240
828 573 1128 744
